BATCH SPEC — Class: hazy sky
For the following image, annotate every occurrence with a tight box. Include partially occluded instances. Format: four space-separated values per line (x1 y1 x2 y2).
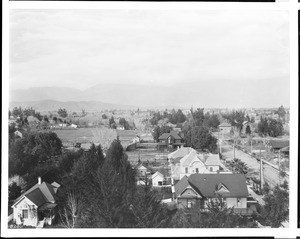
9 9 289 106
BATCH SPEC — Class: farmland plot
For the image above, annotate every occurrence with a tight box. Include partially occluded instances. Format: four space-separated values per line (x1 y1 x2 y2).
53 127 117 149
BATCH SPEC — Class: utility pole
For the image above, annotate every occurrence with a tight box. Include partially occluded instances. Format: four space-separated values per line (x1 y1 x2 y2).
260 145 264 192
278 149 281 183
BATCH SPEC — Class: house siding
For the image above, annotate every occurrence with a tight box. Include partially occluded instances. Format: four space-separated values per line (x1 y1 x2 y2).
152 175 164 186
13 197 38 227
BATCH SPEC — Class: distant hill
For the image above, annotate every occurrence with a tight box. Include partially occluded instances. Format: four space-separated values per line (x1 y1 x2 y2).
9 100 138 113
9 78 289 109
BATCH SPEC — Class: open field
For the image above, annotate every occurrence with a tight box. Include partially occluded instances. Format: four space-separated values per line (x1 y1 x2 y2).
53 127 117 149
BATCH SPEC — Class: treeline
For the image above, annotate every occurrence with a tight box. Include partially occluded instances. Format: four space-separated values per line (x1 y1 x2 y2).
149 109 186 126
257 117 284 137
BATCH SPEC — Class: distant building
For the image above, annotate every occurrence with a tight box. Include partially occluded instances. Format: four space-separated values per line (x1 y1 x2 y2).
70 124 78 128
268 139 289 152
158 131 184 150
218 122 232 134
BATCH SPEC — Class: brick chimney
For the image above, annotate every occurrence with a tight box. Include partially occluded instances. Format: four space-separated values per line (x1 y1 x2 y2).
38 176 42 184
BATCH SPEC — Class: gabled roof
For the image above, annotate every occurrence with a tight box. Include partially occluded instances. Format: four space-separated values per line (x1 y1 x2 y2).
281 146 289 153
12 181 59 207
218 122 232 127
152 171 164 180
188 174 248 198
205 154 221 166
26 188 48 207
136 162 148 170
158 133 171 140
180 150 205 167
168 147 194 160
269 140 289 149
158 131 182 140
174 175 189 198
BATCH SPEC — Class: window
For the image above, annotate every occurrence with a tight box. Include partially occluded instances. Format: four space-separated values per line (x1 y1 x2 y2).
210 167 213 172
185 167 188 173
196 168 199 173
22 209 28 219
187 200 192 208
158 181 162 186
237 198 241 206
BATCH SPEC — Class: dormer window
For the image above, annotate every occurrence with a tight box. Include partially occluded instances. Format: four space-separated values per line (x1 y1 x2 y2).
185 167 188 173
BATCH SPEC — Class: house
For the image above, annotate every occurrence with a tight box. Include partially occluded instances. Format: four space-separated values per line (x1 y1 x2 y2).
268 139 289 152
158 131 184 150
170 148 207 180
218 122 232 134
174 174 250 214
136 163 149 179
14 130 23 138
169 148 226 181
11 177 60 228
204 153 222 172
281 146 289 156
152 171 164 187
70 123 78 128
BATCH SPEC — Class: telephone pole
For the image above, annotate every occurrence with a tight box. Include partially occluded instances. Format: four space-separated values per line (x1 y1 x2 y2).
260 146 264 192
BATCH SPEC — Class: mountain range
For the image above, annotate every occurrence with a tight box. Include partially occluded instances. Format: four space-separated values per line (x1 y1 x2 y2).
9 79 289 112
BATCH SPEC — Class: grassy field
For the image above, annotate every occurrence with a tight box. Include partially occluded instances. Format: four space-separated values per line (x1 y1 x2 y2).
53 127 117 149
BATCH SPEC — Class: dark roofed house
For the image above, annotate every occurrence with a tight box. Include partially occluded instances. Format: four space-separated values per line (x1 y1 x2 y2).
174 173 255 216
268 139 289 152
158 130 184 151
11 177 60 228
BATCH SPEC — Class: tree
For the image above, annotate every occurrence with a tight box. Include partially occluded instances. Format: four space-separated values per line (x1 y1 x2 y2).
59 191 84 228
109 116 116 128
190 108 205 126
245 125 251 135
9 182 21 202
9 132 63 176
276 105 286 121
228 158 248 175
190 195 242 228
258 181 289 227
268 118 283 137
187 126 217 152
102 114 108 119
58 108 68 118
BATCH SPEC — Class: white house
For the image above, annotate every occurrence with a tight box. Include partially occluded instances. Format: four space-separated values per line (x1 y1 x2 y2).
11 177 60 228
152 171 164 186
170 149 207 180
70 123 78 128
204 153 222 172
218 122 232 134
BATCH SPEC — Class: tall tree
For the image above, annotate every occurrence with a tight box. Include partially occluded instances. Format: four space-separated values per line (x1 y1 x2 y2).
258 181 289 227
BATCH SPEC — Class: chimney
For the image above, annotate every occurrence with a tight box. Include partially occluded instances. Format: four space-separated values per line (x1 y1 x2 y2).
38 177 42 184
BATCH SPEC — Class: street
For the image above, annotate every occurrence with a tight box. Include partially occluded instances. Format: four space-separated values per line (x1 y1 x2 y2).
220 139 289 188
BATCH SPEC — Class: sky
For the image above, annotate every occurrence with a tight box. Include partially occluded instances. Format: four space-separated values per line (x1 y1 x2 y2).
9 9 290 107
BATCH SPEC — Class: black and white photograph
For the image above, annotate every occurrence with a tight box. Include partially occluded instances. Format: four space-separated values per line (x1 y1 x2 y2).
1 1 298 238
